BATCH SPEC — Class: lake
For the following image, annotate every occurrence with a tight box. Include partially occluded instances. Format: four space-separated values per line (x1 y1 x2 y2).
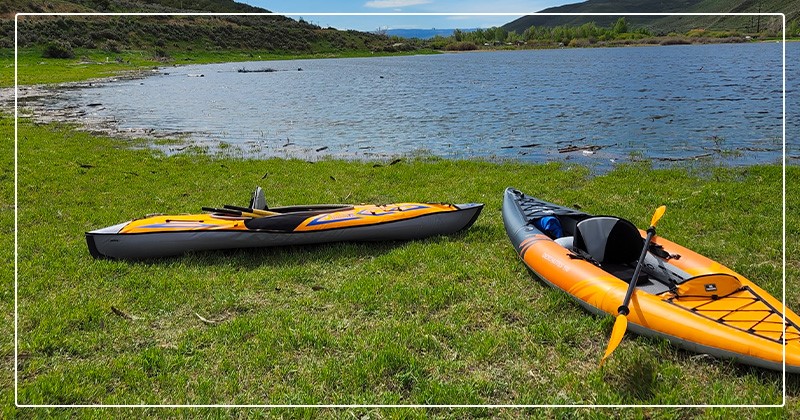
41 42 794 168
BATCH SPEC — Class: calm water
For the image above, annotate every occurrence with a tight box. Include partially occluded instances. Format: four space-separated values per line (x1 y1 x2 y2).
45 42 795 167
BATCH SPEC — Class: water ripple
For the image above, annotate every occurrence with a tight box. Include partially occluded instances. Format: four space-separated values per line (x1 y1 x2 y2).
39 42 797 168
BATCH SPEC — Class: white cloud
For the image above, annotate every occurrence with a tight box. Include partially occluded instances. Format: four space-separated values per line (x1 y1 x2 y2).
364 0 432 9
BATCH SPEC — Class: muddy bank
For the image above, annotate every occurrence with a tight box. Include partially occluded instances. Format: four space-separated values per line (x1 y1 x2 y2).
0 69 191 141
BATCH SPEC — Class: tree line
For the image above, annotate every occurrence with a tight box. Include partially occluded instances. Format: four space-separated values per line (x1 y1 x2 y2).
429 17 798 51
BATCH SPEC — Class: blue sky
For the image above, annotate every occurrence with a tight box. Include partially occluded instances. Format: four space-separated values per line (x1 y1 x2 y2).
243 0 571 31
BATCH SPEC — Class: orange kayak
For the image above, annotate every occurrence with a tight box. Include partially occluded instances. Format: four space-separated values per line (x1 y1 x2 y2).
87 189 482 260
502 187 799 373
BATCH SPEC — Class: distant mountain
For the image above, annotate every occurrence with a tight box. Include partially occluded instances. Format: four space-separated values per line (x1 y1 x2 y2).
502 0 799 35
386 28 477 39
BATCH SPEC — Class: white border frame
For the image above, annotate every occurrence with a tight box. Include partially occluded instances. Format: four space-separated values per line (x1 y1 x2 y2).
13 11 788 409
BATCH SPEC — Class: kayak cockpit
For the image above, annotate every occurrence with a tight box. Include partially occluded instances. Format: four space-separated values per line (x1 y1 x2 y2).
506 189 688 296
535 213 743 298
243 205 354 231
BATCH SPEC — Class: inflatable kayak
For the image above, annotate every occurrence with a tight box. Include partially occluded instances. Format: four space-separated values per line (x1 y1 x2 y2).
502 187 799 373
87 187 483 260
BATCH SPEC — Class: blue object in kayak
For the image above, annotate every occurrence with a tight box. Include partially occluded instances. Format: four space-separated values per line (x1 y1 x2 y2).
535 216 563 238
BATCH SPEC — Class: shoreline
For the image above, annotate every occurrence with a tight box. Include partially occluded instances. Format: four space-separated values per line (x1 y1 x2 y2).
3 44 796 165
3 81 794 166
0 68 194 141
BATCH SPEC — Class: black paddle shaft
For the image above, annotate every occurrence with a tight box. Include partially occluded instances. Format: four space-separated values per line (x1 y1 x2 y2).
201 206 243 216
618 226 656 316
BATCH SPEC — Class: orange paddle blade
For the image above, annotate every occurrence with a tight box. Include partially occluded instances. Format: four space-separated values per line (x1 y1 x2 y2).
600 314 628 367
650 205 666 228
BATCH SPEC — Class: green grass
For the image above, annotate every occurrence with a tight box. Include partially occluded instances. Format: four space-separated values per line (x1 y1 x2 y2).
0 48 439 87
1 115 798 417
2 48 153 87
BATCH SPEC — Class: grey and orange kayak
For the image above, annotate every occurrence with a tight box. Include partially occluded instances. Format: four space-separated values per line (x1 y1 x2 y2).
503 187 799 373
87 195 482 260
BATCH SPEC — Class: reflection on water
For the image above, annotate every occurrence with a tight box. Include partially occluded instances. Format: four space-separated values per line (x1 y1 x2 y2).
43 42 793 168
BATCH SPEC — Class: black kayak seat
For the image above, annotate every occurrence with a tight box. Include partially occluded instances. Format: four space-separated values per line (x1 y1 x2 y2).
250 186 268 210
573 216 643 264
244 206 355 231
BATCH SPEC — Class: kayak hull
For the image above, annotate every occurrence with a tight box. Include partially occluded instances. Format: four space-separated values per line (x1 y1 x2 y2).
502 187 800 374
88 202 483 260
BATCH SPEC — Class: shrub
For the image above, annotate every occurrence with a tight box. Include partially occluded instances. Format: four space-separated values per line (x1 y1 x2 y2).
659 37 691 46
152 48 170 60
444 41 477 51
567 38 590 48
101 40 122 53
687 29 706 37
42 41 75 59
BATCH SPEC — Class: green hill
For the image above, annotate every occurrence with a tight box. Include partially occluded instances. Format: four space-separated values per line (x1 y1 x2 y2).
1 0 398 54
502 0 798 35
502 0 704 32
78 0 267 13
2 0 266 14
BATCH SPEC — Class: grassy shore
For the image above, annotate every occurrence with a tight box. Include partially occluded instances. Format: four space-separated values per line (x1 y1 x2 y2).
0 48 439 88
1 115 797 417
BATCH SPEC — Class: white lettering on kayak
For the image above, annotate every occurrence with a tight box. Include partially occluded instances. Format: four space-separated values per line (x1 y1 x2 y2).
543 253 570 272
